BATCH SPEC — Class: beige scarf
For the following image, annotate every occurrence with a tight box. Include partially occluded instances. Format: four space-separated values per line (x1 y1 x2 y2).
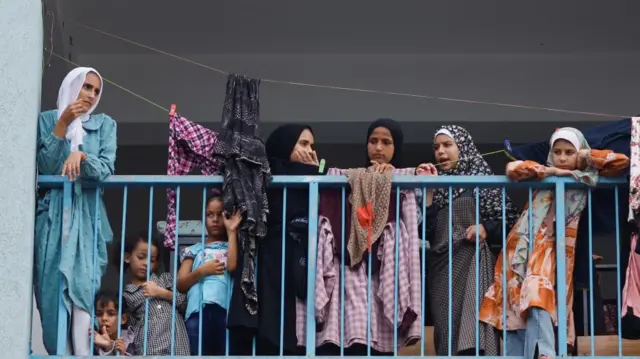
346 168 393 267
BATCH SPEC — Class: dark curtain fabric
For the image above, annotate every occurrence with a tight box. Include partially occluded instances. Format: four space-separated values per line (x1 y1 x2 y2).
213 74 271 318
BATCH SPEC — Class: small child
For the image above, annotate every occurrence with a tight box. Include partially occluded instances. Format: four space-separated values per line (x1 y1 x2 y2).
177 195 240 355
480 127 629 359
90 290 134 356
112 232 190 356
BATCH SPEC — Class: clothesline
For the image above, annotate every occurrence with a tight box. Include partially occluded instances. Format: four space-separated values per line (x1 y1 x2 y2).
49 52 170 112
65 19 629 119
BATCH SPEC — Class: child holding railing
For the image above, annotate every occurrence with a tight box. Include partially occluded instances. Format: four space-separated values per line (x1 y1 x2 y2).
114 232 190 355
176 194 241 355
479 127 629 359
90 290 133 356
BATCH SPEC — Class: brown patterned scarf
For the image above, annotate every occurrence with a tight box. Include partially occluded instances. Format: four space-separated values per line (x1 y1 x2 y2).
346 168 393 267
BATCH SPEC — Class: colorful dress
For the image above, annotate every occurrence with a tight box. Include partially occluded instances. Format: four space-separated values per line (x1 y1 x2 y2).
479 150 629 348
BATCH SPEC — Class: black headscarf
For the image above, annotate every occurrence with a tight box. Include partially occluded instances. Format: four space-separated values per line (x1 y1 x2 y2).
365 118 404 167
265 124 313 175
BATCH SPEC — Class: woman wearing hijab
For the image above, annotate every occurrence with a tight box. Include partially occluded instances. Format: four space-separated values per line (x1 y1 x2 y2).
230 124 322 355
416 125 519 356
479 128 628 359
34 67 116 355
365 118 404 171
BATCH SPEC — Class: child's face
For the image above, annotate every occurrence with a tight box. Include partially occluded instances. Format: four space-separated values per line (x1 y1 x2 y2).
434 134 460 171
551 139 578 170
95 300 127 340
206 199 225 238
125 240 159 281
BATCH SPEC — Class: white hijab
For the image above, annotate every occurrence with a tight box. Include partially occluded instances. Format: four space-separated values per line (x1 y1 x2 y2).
57 67 103 151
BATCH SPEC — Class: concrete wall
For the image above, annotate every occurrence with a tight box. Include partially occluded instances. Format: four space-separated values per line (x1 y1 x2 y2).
0 0 42 357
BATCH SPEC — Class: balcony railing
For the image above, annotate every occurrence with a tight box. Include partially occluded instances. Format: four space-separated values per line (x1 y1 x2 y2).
31 174 630 358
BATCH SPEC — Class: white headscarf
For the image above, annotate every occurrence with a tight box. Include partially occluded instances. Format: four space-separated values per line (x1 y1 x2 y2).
550 128 581 152
57 67 103 151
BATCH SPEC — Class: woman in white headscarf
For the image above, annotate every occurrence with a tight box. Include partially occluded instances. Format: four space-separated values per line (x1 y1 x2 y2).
34 67 117 355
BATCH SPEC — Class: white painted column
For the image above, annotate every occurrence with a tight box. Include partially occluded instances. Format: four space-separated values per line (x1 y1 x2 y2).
0 0 43 358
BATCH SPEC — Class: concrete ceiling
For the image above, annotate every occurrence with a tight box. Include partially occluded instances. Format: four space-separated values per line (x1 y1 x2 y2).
57 0 640 55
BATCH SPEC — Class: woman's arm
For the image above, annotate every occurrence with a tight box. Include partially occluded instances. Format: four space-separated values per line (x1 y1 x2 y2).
580 149 630 177
80 115 117 180
506 160 546 182
36 112 71 175
226 231 238 273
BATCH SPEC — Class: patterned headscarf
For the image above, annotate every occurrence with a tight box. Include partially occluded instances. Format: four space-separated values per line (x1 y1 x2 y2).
432 125 519 225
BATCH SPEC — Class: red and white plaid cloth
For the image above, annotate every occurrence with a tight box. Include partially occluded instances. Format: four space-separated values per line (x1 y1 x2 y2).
296 167 422 352
165 113 222 249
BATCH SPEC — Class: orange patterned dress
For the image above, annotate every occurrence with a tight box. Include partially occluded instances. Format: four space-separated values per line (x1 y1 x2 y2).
479 150 629 345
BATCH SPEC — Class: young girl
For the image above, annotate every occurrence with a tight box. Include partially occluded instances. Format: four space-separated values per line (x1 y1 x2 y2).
114 232 190 355
177 195 241 355
90 291 134 356
479 127 629 359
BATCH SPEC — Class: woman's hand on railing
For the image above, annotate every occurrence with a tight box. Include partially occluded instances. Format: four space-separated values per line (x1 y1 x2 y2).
416 163 438 176
61 150 87 181
545 166 578 180
369 160 394 173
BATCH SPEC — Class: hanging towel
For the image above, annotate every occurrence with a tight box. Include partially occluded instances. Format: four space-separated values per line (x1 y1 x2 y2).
346 168 392 267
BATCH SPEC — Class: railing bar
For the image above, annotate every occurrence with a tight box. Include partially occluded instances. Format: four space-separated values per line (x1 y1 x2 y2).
116 186 128 356
501 186 507 355
555 181 567 356
615 185 622 356
142 186 154 355
588 188 595 355
340 186 346 356
305 181 319 353
279 187 288 355
420 186 427 357
36 174 627 188
56 180 73 355
475 186 480 356
89 188 101 354
367 233 372 356
447 186 452 356
198 187 206 356
170 185 180 355
394 187 400 355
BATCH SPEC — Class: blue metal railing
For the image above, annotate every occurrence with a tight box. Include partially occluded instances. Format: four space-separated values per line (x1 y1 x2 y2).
31 174 629 358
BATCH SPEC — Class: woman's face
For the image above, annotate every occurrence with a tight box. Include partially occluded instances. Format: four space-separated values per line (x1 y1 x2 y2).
434 134 460 170
76 72 101 108
289 129 315 162
367 126 395 164
551 139 578 170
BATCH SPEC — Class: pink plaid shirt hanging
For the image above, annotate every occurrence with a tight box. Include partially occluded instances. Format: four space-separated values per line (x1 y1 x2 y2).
165 111 222 249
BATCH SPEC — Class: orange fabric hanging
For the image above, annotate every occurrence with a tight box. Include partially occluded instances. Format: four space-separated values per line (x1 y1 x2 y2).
357 201 374 250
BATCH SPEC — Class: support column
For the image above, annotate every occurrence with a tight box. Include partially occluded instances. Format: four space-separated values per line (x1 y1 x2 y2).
0 0 43 358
